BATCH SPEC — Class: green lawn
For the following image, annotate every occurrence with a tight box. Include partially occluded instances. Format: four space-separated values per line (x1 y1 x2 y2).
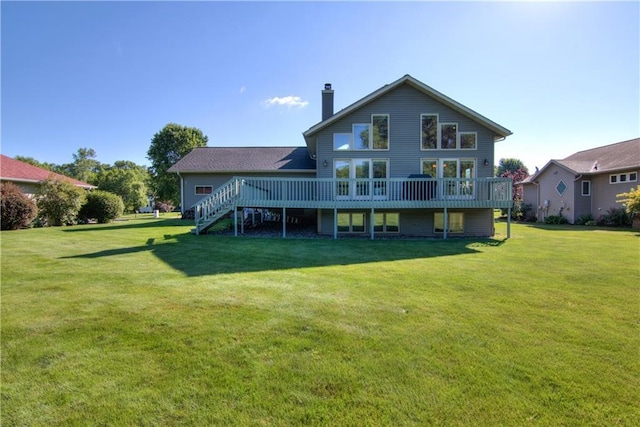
1 216 638 426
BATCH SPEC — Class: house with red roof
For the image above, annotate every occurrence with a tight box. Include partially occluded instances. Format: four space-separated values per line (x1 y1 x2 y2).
0 154 96 197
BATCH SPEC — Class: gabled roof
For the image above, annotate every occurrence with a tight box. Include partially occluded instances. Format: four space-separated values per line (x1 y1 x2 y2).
523 138 640 183
0 154 96 189
303 74 512 155
168 146 316 173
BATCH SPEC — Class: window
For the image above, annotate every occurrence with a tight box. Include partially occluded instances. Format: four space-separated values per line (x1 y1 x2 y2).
421 114 438 150
337 213 365 233
434 212 464 233
374 213 399 233
441 124 457 149
421 159 439 177
195 186 213 195
581 181 591 196
610 172 638 184
335 159 389 199
333 115 389 151
556 180 567 195
460 132 477 149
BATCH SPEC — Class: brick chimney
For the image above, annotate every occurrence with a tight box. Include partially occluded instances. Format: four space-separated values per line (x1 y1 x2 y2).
322 83 333 121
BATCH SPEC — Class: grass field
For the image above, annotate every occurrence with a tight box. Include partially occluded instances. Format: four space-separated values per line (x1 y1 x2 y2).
1 215 638 426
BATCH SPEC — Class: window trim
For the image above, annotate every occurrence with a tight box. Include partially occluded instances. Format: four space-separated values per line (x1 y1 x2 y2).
337 212 366 233
333 114 390 151
420 113 440 151
195 185 213 195
434 212 464 234
581 180 591 196
459 132 477 150
374 212 400 233
610 172 638 184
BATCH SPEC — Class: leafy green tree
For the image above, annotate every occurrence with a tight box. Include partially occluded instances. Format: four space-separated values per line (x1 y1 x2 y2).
95 161 149 213
1 182 38 230
14 156 61 173
617 185 640 217
79 190 124 223
147 123 208 205
497 158 529 177
60 148 102 184
36 178 86 226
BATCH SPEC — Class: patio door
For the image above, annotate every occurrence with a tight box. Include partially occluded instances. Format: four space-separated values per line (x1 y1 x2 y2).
335 159 388 199
440 159 475 198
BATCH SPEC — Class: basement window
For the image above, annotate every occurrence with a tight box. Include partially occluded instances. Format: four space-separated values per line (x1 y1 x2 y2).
195 186 213 195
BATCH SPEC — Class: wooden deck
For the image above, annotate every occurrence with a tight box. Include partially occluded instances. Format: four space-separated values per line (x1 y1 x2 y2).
193 177 513 235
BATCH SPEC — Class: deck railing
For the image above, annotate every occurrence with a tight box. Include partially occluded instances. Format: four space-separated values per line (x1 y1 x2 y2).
193 176 512 230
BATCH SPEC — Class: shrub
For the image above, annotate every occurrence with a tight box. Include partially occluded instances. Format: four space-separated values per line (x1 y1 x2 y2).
79 190 124 224
599 207 631 227
616 185 640 216
575 213 594 225
154 200 174 213
545 215 568 225
36 178 86 226
1 183 37 230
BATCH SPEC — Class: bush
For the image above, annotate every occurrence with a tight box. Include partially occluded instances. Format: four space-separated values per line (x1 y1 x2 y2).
1 183 37 230
596 208 631 228
576 213 594 225
36 178 86 226
545 215 568 225
154 200 174 213
79 190 124 224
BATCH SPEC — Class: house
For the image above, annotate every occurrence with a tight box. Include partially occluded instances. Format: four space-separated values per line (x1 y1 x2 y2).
170 74 514 238
0 154 96 196
520 138 640 223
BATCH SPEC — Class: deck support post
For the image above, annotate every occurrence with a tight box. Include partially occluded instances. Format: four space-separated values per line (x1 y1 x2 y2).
234 206 238 237
333 208 338 240
371 208 375 240
241 208 245 235
282 207 286 238
507 206 511 238
443 207 448 240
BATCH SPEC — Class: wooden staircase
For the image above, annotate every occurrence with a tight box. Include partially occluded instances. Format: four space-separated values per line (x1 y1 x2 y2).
192 178 241 235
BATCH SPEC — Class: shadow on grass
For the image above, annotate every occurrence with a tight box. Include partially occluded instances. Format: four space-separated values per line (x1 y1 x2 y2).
62 217 187 232
61 229 506 277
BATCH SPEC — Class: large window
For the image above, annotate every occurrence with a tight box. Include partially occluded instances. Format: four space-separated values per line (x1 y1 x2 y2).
581 181 591 196
434 212 464 233
374 213 399 233
335 159 388 199
421 115 477 150
334 114 389 150
421 114 438 150
421 158 476 198
337 213 365 233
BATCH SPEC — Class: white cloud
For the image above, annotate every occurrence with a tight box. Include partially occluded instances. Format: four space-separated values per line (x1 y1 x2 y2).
239 86 246 94
263 95 309 109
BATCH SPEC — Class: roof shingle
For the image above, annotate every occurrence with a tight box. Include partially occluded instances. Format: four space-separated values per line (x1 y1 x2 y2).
168 147 316 173
0 155 96 188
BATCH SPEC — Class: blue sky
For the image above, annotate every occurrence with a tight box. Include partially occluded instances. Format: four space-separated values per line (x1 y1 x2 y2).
2 1 638 173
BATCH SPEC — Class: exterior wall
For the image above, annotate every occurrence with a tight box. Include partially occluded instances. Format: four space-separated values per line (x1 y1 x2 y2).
318 208 494 237
315 84 497 180
534 165 577 223
180 172 315 210
1 180 39 198
573 179 592 222
592 169 638 219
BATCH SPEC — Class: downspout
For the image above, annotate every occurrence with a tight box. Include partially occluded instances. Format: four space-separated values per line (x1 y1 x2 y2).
177 172 185 215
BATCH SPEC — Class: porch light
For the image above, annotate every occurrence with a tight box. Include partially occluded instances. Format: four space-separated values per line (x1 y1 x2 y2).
323 160 328 167
484 159 489 166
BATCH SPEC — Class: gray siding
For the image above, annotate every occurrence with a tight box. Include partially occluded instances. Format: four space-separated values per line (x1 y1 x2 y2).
315 84 497 180
180 172 314 210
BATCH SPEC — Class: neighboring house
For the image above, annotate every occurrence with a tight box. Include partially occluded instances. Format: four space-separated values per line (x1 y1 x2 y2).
170 74 513 238
0 154 96 196
520 138 640 223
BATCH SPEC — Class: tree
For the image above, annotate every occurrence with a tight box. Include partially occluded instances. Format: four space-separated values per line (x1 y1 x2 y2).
617 185 640 217
36 178 86 226
94 161 150 213
1 182 37 230
497 158 528 177
79 190 124 223
147 123 208 205
60 148 102 184
14 156 60 173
